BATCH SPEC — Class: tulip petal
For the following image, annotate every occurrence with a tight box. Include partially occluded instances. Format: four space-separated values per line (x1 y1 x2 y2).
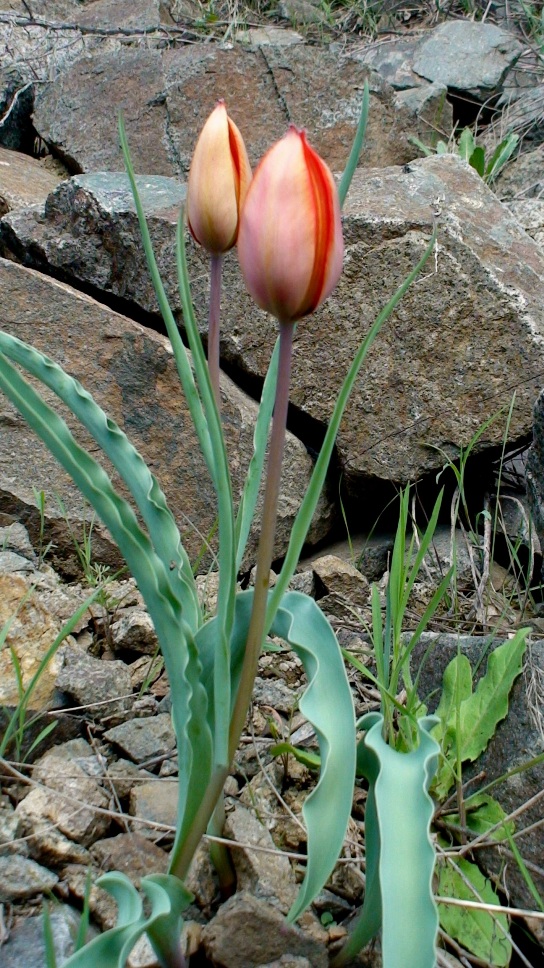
301 135 344 314
227 116 252 217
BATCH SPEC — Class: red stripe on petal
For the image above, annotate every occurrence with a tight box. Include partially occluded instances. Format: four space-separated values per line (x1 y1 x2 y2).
300 133 335 317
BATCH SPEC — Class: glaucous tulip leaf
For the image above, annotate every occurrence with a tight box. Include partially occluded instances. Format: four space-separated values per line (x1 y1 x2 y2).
335 713 439 968
0 332 201 634
196 589 356 918
0 348 204 847
58 872 192 968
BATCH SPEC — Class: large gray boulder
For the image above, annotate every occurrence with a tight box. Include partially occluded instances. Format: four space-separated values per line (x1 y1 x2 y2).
4 155 544 493
0 258 333 576
31 43 434 176
412 20 523 100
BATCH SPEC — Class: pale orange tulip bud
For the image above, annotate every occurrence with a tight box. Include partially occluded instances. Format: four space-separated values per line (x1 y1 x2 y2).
237 126 344 323
187 101 252 254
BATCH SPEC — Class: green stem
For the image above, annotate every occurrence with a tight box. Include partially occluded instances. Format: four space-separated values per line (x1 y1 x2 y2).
208 796 236 896
169 766 227 881
228 321 294 761
151 937 187 968
208 253 222 412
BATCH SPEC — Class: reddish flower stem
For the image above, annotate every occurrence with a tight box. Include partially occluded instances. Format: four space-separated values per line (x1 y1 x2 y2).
228 321 294 760
208 253 222 412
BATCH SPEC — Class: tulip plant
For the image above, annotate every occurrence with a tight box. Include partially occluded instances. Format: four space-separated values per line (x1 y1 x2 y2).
0 91 438 968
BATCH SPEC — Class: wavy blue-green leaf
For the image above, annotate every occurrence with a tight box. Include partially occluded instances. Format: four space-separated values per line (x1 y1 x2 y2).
196 589 356 918
0 352 199 841
335 713 439 967
59 872 192 968
144 874 194 968
0 332 201 635
273 592 356 920
169 627 213 878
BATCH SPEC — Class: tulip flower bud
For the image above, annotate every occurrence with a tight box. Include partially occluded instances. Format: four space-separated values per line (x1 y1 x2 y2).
187 101 252 254
237 126 344 323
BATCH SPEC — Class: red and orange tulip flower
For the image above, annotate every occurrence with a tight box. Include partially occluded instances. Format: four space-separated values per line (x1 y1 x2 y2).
187 100 252 255
237 125 344 324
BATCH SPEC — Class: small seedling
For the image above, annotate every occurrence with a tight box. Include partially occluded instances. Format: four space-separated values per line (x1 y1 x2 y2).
410 127 519 184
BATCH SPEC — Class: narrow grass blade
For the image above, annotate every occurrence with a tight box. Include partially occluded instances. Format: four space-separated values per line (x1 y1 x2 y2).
43 904 58 968
400 489 443 616
235 336 279 570
25 720 58 759
176 215 237 768
269 742 321 770
504 827 544 912
0 332 201 635
75 868 93 951
408 135 435 157
397 566 454 699
267 229 437 628
338 80 369 208
118 115 213 473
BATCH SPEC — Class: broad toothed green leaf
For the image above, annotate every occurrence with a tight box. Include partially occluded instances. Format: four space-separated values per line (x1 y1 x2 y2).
455 630 529 763
437 857 512 966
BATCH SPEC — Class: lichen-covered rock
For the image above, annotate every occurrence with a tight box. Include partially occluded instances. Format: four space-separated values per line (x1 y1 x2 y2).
6 155 544 500
0 572 67 707
0 146 64 216
224 804 298 913
412 20 523 99
104 714 175 764
31 43 430 178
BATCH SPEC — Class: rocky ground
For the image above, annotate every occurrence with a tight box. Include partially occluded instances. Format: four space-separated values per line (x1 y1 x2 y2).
0 2 544 966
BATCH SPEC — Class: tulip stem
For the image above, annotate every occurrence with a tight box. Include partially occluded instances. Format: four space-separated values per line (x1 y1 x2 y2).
208 253 222 412
228 321 294 760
